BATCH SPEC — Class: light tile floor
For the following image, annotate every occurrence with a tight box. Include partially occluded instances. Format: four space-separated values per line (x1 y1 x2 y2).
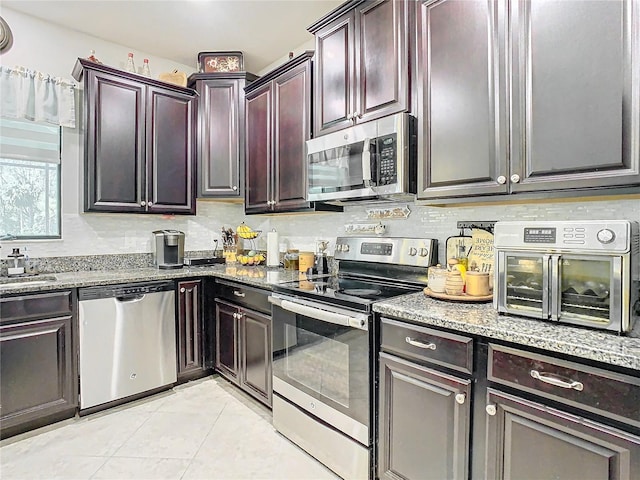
0 376 341 480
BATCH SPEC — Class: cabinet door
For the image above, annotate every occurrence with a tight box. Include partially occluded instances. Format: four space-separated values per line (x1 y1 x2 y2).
510 0 640 192
416 0 508 200
239 309 272 407
146 87 196 214
245 83 272 212
485 389 640 480
273 59 312 211
314 11 356 136
355 0 409 124
378 352 471 480
197 79 243 197
85 70 146 212
177 280 203 381
214 300 239 384
0 316 76 436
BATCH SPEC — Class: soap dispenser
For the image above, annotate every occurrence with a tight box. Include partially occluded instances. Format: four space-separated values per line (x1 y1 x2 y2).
7 248 25 276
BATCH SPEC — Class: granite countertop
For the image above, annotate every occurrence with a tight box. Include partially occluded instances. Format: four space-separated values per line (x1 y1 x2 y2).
373 292 640 372
0 265 304 294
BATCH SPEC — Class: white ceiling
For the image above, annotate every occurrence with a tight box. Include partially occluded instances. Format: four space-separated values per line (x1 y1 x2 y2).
2 0 344 73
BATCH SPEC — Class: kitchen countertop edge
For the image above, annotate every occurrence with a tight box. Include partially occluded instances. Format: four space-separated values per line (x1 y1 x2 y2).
374 292 640 372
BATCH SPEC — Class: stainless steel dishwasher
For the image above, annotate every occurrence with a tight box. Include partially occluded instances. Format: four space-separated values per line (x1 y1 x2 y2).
78 280 177 410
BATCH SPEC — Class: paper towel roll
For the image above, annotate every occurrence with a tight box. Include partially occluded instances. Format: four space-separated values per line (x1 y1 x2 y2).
266 229 279 267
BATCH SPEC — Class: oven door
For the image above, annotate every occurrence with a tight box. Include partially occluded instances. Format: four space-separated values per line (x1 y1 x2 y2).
269 294 370 446
496 250 551 319
554 254 624 331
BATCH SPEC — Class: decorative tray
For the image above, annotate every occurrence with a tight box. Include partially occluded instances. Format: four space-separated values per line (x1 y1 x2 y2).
423 287 493 303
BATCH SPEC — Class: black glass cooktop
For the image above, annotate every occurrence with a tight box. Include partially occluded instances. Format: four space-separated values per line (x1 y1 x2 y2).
273 274 421 312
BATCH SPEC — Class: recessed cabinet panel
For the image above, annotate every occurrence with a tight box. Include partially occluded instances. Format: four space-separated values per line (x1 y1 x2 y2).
90 73 144 209
245 85 271 210
274 65 310 208
215 301 239 383
148 88 194 211
511 0 639 190
204 83 237 195
177 280 204 381
417 0 507 198
316 15 354 134
357 0 408 122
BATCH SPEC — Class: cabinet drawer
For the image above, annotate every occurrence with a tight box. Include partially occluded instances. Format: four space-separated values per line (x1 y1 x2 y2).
380 317 473 374
215 280 270 315
488 344 640 428
1 291 73 323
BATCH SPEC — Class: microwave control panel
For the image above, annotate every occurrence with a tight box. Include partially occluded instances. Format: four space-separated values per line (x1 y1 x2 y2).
376 134 397 186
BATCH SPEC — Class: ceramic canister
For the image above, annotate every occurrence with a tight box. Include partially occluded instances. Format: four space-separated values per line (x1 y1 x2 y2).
445 269 465 295
466 271 490 296
298 251 315 273
428 265 448 293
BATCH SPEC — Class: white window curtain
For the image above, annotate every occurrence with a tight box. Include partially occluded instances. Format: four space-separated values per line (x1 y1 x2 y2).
0 66 76 128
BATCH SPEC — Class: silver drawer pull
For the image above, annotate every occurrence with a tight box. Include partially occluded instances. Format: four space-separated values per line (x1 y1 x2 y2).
233 290 246 297
405 336 436 350
530 370 584 391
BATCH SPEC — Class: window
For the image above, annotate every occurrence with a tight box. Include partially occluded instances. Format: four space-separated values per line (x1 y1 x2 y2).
0 118 61 239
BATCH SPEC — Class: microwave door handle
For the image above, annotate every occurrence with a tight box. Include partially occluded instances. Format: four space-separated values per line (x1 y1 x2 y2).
362 138 372 187
549 254 560 320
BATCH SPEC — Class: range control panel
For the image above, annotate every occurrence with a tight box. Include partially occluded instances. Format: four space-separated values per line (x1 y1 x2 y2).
335 237 438 267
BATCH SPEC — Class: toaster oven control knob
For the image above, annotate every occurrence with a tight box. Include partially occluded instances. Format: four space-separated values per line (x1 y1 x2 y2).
342 244 350 252
408 247 418 256
597 228 616 244
419 248 429 257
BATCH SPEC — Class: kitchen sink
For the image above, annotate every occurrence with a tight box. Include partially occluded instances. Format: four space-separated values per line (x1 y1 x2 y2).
0 275 57 288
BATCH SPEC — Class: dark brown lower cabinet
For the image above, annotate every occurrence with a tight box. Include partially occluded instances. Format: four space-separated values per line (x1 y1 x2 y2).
176 279 207 383
485 388 640 480
0 291 77 439
215 298 271 407
378 352 471 480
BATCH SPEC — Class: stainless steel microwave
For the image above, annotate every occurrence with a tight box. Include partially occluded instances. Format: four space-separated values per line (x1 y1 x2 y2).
306 112 417 203
494 220 640 335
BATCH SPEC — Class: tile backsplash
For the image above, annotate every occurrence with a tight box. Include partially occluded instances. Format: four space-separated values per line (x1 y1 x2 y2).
1 197 638 268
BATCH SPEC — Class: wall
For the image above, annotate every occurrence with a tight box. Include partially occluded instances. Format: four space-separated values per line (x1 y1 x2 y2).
1 9 638 264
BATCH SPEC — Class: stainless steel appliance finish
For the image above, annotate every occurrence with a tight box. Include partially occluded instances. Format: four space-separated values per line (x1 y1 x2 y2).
78 281 177 410
152 230 185 269
306 112 417 203
494 220 639 334
270 236 437 479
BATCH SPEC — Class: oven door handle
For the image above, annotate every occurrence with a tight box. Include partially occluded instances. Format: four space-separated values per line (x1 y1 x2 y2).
269 296 368 331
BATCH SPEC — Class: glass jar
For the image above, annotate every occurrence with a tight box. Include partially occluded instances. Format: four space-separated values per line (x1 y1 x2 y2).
284 249 299 270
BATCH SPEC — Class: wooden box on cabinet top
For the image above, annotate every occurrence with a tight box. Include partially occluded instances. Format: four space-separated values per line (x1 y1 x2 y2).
72 58 197 214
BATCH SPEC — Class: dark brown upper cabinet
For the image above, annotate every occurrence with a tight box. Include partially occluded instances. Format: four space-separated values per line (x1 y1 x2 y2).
188 72 258 198
72 58 197 214
309 0 411 137
244 52 316 214
416 0 640 201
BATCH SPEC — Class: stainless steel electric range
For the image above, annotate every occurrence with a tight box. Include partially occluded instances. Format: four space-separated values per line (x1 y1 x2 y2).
269 236 438 480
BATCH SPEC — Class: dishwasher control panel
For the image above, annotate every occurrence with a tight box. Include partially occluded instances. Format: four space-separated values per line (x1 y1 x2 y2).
78 280 174 300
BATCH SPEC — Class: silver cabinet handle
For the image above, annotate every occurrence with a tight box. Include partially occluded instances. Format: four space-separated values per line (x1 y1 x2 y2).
233 312 242 319
346 112 354 120
530 370 584 391
405 336 436 350
510 173 521 183
148 201 153 206
496 175 507 185
140 201 146 206
233 290 246 297
180 287 185 293
486 404 497 416
232 185 238 191
455 393 466 405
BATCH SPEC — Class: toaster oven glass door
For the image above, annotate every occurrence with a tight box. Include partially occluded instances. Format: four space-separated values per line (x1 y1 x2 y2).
556 255 621 327
500 252 549 318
